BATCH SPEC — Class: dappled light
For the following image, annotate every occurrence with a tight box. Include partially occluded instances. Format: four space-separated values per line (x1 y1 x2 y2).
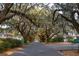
0 3 79 56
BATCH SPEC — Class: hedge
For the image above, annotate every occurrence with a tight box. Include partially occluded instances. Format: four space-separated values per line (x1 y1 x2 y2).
0 38 24 53
48 37 64 42
67 37 74 43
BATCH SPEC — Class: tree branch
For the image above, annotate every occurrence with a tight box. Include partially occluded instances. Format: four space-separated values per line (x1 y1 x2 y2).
0 13 15 24
0 3 13 24
59 14 73 23
10 10 37 27
52 9 64 24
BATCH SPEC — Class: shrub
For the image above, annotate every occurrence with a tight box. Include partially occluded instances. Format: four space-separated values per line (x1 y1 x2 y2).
0 47 5 53
48 37 64 42
22 38 27 44
6 39 23 48
73 39 79 43
0 38 24 53
0 42 5 52
3 41 12 48
67 37 74 43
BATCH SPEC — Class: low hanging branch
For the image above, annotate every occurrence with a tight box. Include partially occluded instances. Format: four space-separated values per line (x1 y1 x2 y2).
53 9 79 24
52 9 63 24
59 14 73 23
52 9 78 27
0 13 15 23
0 3 13 24
10 10 37 27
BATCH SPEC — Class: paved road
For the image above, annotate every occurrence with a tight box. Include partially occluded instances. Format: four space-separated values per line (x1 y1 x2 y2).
1 42 79 56
11 42 63 56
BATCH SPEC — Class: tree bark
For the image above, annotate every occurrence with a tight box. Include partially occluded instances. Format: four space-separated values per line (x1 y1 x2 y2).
0 4 13 24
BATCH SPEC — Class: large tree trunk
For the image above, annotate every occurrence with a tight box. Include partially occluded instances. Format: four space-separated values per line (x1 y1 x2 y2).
20 31 34 43
15 22 34 43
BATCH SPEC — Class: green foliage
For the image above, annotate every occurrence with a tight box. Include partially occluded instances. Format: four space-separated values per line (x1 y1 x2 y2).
48 37 64 42
0 38 24 53
73 39 79 43
21 38 27 44
2 41 12 48
67 37 74 43
0 40 5 52
0 47 5 53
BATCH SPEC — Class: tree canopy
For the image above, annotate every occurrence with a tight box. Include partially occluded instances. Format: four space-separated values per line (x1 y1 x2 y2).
0 3 79 42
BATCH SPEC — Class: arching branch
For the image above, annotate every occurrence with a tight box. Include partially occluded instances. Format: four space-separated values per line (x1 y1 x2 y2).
59 14 73 23
52 9 74 23
0 3 13 24
10 10 37 27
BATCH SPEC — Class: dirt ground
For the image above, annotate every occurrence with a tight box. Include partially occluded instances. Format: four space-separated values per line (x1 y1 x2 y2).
63 50 79 56
0 45 26 56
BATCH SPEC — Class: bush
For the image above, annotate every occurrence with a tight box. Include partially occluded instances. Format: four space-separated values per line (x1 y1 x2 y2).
48 37 64 42
3 41 12 48
0 47 5 53
6 38 23 48
0 42 5 53
67 37 74 43
0 38 24 53
73 39 79 43
22 38 27 44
